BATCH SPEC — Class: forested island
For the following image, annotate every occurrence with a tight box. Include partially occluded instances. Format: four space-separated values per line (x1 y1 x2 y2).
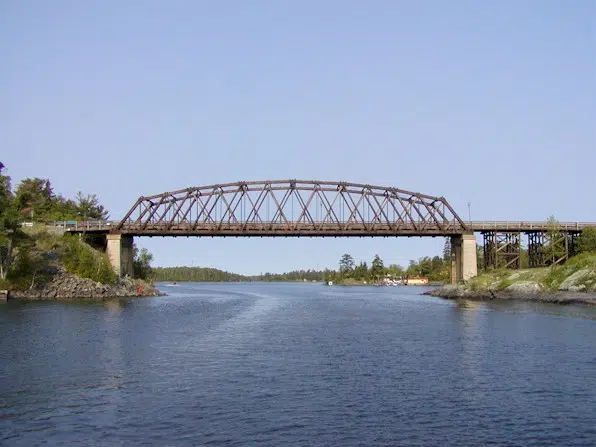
0 164 157 299
153 266 249 282
152 267 327 282
151 253 452 285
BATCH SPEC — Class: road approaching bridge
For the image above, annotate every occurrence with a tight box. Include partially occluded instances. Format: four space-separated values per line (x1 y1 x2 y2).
59 180 595 282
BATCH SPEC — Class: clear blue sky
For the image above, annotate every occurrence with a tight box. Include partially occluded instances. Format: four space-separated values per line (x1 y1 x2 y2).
1 1 595 274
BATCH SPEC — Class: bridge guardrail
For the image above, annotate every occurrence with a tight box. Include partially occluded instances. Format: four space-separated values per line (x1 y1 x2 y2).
469 221 593 231
57 220 116 231
52 220 596 233
20 220 118 231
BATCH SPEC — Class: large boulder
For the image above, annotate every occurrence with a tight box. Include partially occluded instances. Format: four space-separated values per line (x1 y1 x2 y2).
426 285 467 298
558 268 595 292
505 281 542 295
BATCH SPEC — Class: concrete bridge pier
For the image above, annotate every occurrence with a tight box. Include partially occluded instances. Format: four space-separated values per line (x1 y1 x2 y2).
106 234 134 277
450 233 478 284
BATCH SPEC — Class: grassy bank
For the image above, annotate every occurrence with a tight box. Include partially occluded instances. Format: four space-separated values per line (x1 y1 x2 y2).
0 226 116 291
467 252 596 293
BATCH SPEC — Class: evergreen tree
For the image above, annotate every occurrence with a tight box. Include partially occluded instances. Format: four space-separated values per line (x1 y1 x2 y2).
577 227 596 253
76 192 109 220
371 254 385 280
14 178 54 219
0 165 19 280
386 263 405 278
339 253 355 276
353 261 369 280
442 238 451 262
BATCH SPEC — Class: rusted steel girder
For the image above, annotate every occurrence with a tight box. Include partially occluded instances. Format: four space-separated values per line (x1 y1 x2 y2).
117 180 469 236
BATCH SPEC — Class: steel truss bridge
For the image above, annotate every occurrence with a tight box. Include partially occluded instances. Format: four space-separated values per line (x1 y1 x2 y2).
62 180 595 270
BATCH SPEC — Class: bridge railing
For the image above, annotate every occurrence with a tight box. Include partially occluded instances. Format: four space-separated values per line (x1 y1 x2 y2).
26 220 119 231
470 221 593 231
55 220 596 233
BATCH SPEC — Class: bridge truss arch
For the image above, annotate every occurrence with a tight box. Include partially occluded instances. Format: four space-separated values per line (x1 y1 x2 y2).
117 180 469 236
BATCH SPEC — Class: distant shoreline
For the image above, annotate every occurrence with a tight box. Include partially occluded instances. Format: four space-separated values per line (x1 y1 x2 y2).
156 279 444 286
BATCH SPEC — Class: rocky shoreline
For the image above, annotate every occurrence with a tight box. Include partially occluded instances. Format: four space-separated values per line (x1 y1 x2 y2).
424 284 596 305
7 272 164 300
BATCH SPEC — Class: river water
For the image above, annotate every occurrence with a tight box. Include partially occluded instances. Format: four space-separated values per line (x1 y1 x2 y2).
1 283 595 446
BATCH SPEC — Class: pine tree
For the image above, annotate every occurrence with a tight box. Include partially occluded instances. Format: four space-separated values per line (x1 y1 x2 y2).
371 254 385 280
442 238 451 262
339 253 355 277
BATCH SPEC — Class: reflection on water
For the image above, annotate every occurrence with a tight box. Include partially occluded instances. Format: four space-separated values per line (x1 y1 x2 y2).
454 298 483 312
103 299 125 312
1 283 595 446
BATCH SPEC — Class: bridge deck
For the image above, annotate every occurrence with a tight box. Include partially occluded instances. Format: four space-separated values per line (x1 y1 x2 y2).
469 221 592 232
55 220 596 236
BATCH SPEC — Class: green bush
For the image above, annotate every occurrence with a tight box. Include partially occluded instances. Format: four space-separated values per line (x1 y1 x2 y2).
60 235 117 285
133 246 153 280
542 265 571 290
565 251 596 270
35 231 62 252
497 277 515 290
5 246 52 290
577 228 596 253
541 252 596 290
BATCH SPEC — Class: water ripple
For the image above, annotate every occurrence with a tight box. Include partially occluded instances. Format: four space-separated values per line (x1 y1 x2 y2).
1 283 595 446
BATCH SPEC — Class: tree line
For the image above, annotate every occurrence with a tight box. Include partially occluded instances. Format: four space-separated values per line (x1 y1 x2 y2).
324 251 452 283
319 224 596 284
0 164 158 287
151 267 330 282
251 269 328 282
152 266 248 282
1 172 108 223
0 164 111 284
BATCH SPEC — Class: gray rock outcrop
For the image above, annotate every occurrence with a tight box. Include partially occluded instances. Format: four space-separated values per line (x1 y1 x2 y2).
505 281 542 295
10 273 163 300
558 268 595 292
